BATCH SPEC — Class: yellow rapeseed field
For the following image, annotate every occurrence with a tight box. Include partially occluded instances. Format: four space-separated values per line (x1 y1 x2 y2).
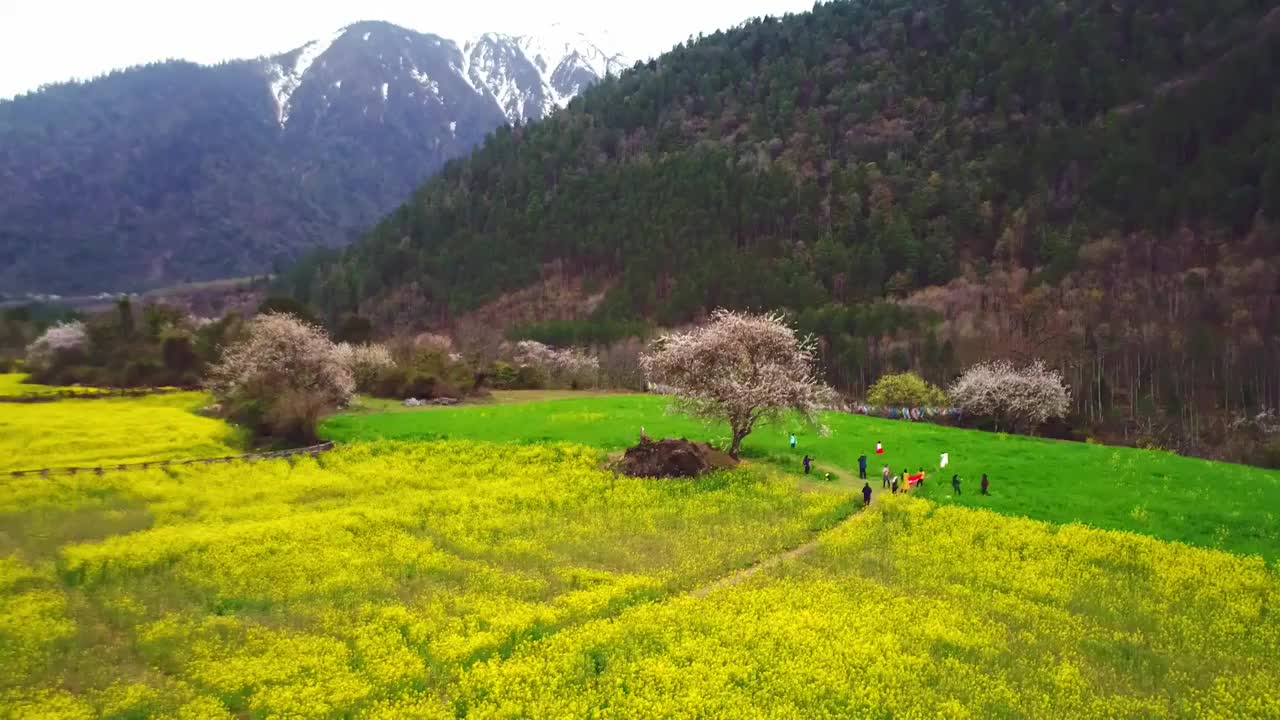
452 495 1280 719
3 389 1277 719
0 373 107 398
0 392 242 472
0 441 853 718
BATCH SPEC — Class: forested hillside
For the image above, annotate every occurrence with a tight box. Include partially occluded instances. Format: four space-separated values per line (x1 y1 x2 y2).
286 0 1280 455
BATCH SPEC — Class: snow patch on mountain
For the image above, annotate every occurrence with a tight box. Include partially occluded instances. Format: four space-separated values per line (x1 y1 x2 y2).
457 27 626 123
410 67 440 97
451 45 481 96
516 23 630 91
461 33 546 122
268 28 344 126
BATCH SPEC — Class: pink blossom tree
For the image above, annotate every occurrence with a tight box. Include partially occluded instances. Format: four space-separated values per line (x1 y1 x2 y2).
641 309 834 458
948 359 1070 434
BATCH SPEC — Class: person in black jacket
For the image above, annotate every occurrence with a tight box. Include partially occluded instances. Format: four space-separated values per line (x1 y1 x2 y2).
862 482 872 506
952 474 962 495
802 455 812 474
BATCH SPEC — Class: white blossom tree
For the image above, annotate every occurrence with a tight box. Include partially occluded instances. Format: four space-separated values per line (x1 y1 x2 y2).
641 309 835 458
948 359 1069 434
207 313 353 440
25 321 89 374
513 340 600 389
335 342 396 392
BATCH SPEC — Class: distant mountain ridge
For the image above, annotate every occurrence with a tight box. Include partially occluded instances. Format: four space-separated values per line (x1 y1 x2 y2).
265 22 630 127
0 20 628 294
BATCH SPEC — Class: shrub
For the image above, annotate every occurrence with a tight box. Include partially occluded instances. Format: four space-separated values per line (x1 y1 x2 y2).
867 372 947 407
257 297 320 327
161 331 201 378
515 364 547 390
370 366 410 399
1228 408 1280 469
122 359 165 387
400 372 441 399
334 313 374 344
206 313 353 442
599 337 648 391
949 360 1070 434
366 366 463 400
1259 437 1280 470
263 389 334 444
412 333 455 356
407 348 475 394
489 361 520 389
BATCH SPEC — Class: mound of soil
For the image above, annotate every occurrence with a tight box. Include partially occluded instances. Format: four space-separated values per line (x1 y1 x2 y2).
616 437 738 478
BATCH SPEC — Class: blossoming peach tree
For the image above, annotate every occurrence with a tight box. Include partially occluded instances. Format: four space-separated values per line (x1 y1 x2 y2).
641 309 835 458
207 312 354 441
948 359 1069 434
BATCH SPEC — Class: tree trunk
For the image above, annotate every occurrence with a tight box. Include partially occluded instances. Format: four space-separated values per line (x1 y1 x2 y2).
728 430 748 459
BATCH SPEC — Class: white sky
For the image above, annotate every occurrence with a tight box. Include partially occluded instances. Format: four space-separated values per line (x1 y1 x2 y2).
0 0 819 99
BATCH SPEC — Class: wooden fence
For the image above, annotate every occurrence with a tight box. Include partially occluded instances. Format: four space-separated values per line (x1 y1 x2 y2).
5 442 335 479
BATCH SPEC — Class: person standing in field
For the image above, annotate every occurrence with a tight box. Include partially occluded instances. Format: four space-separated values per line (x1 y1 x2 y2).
891 475 899 494
858 453 868 479
803 455 812 475
875 441 884 456
981 473 990 495
952 474 962 495
862 482 872 506
882 464 891 489
790 433 797 449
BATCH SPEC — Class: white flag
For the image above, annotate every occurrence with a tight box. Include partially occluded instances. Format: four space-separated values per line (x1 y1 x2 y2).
940 452 949 468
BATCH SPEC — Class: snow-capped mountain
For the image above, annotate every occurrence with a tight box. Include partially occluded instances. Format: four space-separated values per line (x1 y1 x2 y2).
463 26 631 123
264 22 630 129
0 20 629 293
516 24 632 110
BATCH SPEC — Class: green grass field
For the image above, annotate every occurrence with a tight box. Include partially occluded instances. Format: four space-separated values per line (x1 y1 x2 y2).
323 394 1280 560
